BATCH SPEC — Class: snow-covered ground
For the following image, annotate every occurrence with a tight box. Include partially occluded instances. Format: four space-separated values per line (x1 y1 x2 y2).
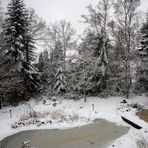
0 95 148 148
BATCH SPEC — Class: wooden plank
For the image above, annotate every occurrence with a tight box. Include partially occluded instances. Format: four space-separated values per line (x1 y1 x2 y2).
121 116 142 129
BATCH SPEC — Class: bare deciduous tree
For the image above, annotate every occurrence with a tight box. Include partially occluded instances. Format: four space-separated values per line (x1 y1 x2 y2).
28 8 47 43
80 0 112 95
112 0 140 98
46 20 76 62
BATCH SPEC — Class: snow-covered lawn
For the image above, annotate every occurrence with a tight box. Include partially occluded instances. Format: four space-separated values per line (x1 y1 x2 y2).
0 96 148 148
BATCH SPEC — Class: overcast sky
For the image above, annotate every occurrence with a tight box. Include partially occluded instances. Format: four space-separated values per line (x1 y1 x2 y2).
1 0 148 33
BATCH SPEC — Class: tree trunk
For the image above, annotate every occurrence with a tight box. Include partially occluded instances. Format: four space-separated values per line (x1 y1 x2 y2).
0 98 1 109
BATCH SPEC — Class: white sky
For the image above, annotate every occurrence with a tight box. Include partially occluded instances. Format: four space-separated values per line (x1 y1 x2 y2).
1 0 148 34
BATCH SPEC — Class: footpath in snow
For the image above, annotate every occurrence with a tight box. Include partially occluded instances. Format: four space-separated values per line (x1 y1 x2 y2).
0 96 148 148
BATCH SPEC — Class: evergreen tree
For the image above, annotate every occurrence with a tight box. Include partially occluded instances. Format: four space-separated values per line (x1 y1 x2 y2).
4 0 29 63
38 52 44 72
0 0 4 52
137 18 148 92
54 66 67 94
37 50 49 82
49 40 66 94
2 0 40 103
21 28 40 93
78 31 109 95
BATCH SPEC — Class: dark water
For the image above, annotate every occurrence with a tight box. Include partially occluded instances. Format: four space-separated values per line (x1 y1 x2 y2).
1 119 129 148
137 109 148 122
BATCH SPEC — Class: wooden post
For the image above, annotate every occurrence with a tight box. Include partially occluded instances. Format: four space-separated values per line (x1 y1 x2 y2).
83 62 87 102
92 104 94 111
9 108 12 119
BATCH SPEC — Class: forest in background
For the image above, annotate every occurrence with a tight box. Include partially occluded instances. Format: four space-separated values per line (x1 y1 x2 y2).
0 0 148 106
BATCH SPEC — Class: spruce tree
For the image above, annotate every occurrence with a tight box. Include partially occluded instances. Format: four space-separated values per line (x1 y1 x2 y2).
2 0 40 102
37 50 49 83
137 18 148 92
54 66 67 94
38 52 44 72
50 40 66 94
0 0 4 52
21 31 39 93
4 0 29 63
78 31 109 95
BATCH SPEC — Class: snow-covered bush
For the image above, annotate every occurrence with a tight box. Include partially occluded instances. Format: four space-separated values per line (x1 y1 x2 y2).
64 93 80 100
129 103 144 111
11 109 85 128
136 139 148 148
136 135 148 148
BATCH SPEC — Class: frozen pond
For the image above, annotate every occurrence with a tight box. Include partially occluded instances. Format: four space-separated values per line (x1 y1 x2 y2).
0 119 129 148
137 109 148 122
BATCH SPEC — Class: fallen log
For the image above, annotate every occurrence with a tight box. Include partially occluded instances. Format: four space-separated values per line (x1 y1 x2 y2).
121 116 142 130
